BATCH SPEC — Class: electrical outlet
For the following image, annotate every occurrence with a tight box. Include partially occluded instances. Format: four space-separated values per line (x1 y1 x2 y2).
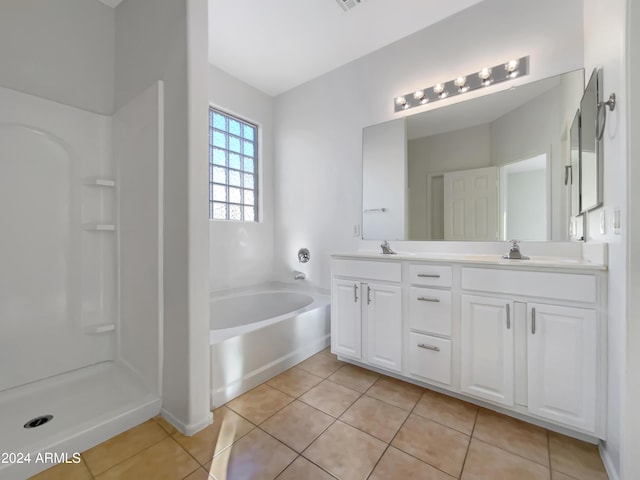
352 224 361 237
600 210 606 235
614 209 621 235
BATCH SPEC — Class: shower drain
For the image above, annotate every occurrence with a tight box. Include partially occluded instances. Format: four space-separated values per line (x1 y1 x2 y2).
23 415 53 429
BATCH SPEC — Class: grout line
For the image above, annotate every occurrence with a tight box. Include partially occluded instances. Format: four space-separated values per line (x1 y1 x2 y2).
85 434 170 478
459 407 479 479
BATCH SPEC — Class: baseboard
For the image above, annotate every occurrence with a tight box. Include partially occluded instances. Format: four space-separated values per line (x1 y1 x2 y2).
160 409 213 437
599 443 621 480
211 334 330 407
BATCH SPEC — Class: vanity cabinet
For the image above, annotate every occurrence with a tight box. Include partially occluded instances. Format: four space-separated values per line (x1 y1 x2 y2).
526 303 597 431
331 260 402 372
330 254 606 439
460 295 514 406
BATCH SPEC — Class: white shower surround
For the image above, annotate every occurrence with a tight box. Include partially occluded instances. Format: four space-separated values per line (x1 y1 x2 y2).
0 83 163 479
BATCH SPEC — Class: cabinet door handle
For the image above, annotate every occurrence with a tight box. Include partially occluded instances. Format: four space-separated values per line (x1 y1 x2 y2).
353 284 358 302
418 297 440 303
531 307 536 334
367 286 372 305
418 343 440 352
506 303 511 329
417 274 440 278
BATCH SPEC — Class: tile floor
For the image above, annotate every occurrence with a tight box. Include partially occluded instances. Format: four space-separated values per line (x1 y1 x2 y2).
31 348 609 480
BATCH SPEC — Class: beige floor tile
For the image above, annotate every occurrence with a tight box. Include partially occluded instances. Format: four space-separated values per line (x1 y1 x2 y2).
297 352 344 378
276 456 337 480
95 437 199 480
261 400 334 452
552 471 579 480
154 415 179 435
183 467 215 479
414 389 478 435
473 408 549 466
226 384 294 424
209 428 297 480
173 406 255 464
366 376 423 411
299 380 361 417
549 432 608 480
267 367 324 397
461 438 550 480
30 458 92 480
392 413 469 478
327 364 379 393
369 446 456 480
83 419 168 475
303 421 386 480
339 395 409 442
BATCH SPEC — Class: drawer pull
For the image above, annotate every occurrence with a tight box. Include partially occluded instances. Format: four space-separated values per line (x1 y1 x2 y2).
418 343 440 352
506 304 511 329
417 297 440 303
417 274 441 278
367 286 372 305
354 284 358 303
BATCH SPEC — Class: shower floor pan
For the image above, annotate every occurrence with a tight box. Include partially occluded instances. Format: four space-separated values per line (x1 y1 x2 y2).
0 361 161 480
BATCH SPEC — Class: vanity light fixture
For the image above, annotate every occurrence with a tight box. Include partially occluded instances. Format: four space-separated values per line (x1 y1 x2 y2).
393 55 529 113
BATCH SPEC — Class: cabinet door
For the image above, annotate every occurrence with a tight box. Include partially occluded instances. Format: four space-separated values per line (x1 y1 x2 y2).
365 283 402 372
527 303 597 432
461 295 514 406
331 278 362 359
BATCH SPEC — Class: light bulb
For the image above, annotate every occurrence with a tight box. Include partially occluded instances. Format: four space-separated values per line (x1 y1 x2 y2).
413 90 425 101
505 59 520 78
433 83 445 94
478 67 493 86
454 76 469 92
395 96 407 106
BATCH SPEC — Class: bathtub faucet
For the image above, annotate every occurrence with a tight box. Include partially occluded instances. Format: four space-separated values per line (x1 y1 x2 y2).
293 270 306 280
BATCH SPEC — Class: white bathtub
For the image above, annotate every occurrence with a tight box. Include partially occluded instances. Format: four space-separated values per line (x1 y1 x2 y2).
209 283 330 407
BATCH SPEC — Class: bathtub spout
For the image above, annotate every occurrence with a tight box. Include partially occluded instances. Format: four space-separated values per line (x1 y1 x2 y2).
293 270 306 280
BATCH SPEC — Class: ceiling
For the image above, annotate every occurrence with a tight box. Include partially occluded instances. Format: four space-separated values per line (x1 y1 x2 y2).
209 0 485 96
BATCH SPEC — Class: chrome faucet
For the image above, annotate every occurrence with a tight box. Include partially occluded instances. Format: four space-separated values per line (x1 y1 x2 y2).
293 270 306 280
380 241 396 255
502 240 529 260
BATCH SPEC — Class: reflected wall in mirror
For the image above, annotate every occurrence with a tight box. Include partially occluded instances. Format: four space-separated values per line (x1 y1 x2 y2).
362 69 585 241
580 69 603 212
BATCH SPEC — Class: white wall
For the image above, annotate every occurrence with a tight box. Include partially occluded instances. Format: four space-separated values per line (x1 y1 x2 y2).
625 2 640 478
208 65 275 292
0 0 114 114
115 0 211 434
582 1 628 478
273 0 584 289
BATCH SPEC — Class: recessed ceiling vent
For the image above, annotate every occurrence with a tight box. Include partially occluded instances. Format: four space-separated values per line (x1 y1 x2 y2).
335 0 364 12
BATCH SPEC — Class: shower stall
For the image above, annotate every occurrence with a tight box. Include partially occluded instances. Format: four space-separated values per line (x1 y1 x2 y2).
0 79 164 479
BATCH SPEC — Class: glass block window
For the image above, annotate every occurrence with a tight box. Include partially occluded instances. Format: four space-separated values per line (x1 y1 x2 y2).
209 108 258 221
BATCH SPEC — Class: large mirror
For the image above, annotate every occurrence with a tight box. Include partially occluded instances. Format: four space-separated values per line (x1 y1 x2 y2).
579 69 603 212
362 69 584 241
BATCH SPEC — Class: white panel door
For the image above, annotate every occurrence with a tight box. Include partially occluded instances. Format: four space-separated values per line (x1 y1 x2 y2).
365 283 402 372
331 278 362 359
527 303 598 432
444 166 498 240
461 295 514 406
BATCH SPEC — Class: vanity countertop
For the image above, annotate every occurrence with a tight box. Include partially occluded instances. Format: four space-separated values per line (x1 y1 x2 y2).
331 251 608 271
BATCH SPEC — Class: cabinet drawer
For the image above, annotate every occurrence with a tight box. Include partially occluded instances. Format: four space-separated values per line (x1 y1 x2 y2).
332 259 401 282
408 333 451 385
409 287 452 336
408 264 452 287
461 267 597 303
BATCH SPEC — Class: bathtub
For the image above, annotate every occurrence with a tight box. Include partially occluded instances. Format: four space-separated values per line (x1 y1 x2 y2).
209 282 330 407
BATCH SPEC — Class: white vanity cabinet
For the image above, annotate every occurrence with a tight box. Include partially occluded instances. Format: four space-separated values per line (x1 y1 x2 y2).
526 303 598 432
460 267 604 436
461 295 514 406
330 253 607 439
331 259 403 372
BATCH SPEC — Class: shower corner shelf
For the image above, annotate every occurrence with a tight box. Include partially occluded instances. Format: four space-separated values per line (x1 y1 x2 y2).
83 177 116 187
82 223 116 232
84 323 116 334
